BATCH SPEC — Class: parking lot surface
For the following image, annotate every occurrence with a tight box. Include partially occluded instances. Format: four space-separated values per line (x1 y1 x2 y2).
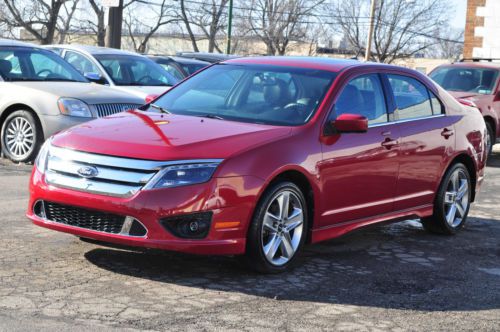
0 150 499 331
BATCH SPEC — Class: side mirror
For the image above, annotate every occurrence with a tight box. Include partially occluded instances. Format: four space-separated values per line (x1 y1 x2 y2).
332 113 368 133
84 72 107 85
494 91 500 102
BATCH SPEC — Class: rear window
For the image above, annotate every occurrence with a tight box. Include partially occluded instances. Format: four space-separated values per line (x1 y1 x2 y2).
430 66 499 95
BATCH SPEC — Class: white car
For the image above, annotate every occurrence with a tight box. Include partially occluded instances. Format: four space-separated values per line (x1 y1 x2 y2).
46 45 179 100
0 39 144 162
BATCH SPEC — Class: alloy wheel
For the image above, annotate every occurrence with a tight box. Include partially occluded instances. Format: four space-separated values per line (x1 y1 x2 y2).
4 116 35 159
443 168 469 228
261 190 304 266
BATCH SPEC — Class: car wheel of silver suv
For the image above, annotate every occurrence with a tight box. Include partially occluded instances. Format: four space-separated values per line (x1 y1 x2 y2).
1 110 42 163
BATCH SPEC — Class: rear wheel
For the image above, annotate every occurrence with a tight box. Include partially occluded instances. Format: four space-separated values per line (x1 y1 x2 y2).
1 110 42 163
421 163 471 235
244 182 308 273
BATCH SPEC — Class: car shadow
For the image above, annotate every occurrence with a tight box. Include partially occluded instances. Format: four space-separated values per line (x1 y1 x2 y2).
84 217 500 312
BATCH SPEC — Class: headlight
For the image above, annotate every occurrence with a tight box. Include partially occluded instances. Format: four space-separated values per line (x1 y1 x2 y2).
145 163 220 189
35 140 51 174
57 98 93 117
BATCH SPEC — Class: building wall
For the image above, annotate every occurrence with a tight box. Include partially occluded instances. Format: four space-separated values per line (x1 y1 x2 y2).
464 0 500 59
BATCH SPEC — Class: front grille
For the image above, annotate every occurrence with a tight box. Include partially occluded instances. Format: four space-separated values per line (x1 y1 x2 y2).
93 103 142 117
36 201 147 237
44 201 125 234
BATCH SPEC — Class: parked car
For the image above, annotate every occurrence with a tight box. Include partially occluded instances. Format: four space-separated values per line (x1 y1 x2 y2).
0 39 144 163
176 51 240 63
46 45 179 101
28 57 487 273
148 55 210 80
430 59 500 154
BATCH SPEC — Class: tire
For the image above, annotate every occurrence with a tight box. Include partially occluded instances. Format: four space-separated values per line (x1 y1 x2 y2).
421 163 472 235
243 181 308 273
485 122 494 156
1 110 43 163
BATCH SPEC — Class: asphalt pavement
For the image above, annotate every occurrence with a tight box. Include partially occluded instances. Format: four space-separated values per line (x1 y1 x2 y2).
0 148 499 331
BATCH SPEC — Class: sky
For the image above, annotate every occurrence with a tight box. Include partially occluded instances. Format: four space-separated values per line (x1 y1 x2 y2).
452 0 467 29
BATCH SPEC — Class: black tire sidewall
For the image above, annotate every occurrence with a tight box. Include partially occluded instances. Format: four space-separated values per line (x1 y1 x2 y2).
486 122 494 155
1 110 42 163
434 163 472 234
245 181 309 273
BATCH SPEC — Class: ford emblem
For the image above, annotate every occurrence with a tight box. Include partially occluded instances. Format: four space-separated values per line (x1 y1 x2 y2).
77 165 99 179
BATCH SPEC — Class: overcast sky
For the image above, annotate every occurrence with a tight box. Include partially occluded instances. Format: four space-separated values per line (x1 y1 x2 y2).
452 0 467 29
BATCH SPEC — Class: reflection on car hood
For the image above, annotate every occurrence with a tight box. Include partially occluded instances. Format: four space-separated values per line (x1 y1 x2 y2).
111 85 171 99
51 111 292 161
12 82 144 104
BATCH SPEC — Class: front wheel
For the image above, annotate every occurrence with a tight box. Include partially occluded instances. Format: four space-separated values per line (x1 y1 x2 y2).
485 122 494 156
1 110 43 163
244 182 308 273
421 163 472 235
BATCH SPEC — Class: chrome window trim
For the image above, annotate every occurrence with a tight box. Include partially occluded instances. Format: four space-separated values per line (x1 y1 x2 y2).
368 114 446 128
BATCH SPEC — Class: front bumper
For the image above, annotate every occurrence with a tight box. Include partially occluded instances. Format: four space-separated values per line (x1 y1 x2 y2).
27 168 264 255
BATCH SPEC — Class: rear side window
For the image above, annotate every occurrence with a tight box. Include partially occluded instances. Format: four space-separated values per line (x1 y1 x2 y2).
387 75 434 120
333 74 388 125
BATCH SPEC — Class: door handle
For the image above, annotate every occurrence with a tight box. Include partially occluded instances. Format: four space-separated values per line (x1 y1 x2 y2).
441 128 454 139
381 137 398 149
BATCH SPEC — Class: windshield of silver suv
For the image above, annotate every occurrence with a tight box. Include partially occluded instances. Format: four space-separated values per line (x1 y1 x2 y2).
0 47 88 82
148 64 337 126
430 66 499 95
94 54 178 87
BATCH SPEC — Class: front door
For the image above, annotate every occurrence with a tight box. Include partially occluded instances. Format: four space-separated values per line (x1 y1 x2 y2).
319 73 401 227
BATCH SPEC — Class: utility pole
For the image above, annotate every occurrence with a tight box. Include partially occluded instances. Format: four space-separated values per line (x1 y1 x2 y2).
226 0 233 54
105 0 123 49
365 0 376 61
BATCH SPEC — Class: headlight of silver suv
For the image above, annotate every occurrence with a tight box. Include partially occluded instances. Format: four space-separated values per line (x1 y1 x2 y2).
145 163 220 189
57 98 93 117
35 140 51 174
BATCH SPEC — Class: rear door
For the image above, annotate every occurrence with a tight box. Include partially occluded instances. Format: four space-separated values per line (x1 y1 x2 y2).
319 73 401 226
384 74 456 210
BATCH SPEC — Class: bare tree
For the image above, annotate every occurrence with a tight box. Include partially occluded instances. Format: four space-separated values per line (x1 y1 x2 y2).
84 0 107 46
123 0 178 53
1 0 80 44
242 0 325 56
177 0 229 53
432 27 464 60
333 0 449 63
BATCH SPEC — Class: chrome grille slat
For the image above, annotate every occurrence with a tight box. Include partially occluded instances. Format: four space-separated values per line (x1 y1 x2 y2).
93 103 141 118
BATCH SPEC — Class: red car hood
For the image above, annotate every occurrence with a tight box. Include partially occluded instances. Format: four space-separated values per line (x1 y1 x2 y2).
51 111 292 161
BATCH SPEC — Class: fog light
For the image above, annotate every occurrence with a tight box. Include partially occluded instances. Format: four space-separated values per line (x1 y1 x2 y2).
160 212 212 239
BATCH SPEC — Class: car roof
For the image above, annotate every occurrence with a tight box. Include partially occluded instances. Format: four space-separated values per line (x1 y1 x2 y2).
176 51 240 62
0 38 38 48
47 44 142 57
224 56 370 72
437 61 500 70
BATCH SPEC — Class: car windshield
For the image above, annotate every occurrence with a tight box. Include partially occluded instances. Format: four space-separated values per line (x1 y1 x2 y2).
430 66 499 95
0 47 87 82
149 64 337 126
95 54 179 87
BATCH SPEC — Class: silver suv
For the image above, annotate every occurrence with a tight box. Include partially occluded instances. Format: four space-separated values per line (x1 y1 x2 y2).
0 39 144 163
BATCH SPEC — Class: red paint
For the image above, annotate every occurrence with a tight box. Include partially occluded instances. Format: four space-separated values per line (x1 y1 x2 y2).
28 58 487 255
333 114 368 133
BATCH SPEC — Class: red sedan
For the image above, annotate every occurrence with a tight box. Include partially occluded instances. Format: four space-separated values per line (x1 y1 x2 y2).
28 57 487 273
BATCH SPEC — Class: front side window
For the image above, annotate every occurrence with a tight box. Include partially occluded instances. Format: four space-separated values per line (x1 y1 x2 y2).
0 47 87 82
95 54 179 86
333 74 388 125
430 66 499 95
150 64 337 126
388 75 433 120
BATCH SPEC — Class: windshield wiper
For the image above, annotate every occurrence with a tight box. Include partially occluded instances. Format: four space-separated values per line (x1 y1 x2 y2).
150 104 171 114
197 114 225 120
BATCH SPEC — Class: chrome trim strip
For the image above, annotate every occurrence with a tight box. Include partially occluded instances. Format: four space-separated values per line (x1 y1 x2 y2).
368 114 446 128
47 157 155 184
46 170 142 197
49 145 223 171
